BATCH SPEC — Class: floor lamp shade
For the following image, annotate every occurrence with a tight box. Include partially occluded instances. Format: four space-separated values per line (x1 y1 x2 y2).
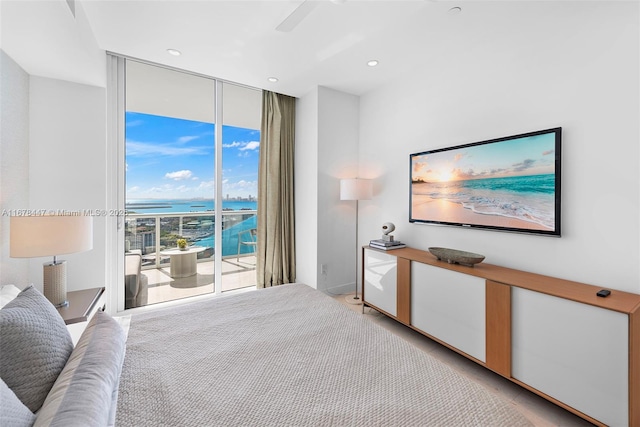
340 178 372 201
10 215 93 307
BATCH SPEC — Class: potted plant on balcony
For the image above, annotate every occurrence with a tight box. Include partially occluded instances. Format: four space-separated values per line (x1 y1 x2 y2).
177 238 188 251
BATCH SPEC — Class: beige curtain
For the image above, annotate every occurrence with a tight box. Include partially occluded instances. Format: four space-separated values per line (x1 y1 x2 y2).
256 91 296 287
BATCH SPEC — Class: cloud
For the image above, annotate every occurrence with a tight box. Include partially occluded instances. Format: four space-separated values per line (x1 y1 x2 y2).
223 140 260 151
413 161 428 174
126 140 210 157
224 179 257 189
235 180 255 188
412 161 431 181
512 159 536 172
196 180 215 190
454 168 475 180
222 142 242 148
148 184 173 193
165 170 193 181
224 180 258 196
239 141 260 151
126 120 144 128
177 136 200 144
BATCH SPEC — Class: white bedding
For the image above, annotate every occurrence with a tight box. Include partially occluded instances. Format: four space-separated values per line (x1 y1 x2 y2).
0 284 22 309
115 283 532 426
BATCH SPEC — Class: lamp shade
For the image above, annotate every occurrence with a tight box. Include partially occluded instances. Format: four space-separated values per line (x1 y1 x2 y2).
340 178 372 201
10 215 93 258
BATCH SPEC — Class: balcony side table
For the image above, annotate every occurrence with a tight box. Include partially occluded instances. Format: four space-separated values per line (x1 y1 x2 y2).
160 246 207 278
56 287 105 345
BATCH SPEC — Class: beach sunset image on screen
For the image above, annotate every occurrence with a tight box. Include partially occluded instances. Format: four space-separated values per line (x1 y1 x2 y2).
410 128 561 236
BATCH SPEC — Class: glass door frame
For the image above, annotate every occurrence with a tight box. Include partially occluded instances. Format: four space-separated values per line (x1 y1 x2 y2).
106 54 237 314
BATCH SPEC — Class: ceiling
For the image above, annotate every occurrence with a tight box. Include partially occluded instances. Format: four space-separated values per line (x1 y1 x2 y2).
0 0 483 97
83 0 472 97
0 1 605 98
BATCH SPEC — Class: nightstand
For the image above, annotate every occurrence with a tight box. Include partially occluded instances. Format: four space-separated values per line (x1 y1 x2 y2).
56 287 105 345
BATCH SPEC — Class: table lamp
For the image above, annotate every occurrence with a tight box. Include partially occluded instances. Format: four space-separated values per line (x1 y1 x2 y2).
10 215 93 307
340 178 372 303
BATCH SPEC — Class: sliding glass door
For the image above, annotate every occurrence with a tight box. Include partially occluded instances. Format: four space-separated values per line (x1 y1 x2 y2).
120 59 260 309
219 82 261 291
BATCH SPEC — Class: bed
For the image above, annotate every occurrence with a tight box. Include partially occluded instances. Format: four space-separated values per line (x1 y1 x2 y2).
116 284 531 426
1 283 532 426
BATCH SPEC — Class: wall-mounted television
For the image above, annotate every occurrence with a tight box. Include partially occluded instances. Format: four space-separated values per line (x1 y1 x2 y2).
410 127 561 236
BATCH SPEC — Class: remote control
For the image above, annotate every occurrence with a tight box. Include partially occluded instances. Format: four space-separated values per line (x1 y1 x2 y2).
596 289 611 297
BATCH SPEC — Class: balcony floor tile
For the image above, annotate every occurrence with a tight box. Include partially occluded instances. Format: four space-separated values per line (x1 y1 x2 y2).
142 256 257 306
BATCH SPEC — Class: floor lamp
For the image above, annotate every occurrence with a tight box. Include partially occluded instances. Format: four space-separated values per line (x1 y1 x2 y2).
10 215 93 307
340 178 372 304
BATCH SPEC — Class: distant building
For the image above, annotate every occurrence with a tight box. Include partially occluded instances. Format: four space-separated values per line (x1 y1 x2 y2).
130 231 156 254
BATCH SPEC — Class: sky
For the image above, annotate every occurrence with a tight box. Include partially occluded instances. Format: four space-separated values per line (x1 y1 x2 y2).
412 132 557 183
125 112 259 200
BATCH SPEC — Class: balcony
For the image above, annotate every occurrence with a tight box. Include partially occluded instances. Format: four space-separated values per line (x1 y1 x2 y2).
126 210 257 307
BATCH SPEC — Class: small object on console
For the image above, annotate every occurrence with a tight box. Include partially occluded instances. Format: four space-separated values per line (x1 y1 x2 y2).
596 289 611 298
381 222 396 242
428 247 485 267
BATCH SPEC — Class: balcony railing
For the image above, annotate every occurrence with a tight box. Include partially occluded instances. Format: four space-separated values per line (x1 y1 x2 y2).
125 210 257 269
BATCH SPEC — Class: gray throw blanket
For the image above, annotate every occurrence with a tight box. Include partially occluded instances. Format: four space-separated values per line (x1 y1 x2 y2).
116 284 531 426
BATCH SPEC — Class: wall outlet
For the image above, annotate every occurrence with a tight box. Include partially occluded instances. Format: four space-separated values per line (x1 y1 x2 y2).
321 264 328 275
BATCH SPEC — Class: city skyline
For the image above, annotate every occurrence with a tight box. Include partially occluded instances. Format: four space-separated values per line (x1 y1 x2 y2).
125 195 256 201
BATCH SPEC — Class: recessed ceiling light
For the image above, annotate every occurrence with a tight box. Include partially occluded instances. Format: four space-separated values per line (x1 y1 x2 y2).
166 49 182 56
448 6 462 14
367 60 379 67
268 77 279 83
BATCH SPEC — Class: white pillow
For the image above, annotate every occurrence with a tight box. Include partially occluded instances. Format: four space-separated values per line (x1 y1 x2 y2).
0 284 22 309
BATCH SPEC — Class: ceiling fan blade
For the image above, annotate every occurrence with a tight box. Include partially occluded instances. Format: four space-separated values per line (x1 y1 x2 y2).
276 0 319 33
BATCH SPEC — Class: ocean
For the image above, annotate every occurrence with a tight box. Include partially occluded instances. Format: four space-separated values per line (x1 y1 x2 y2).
126 199 256 214
412 174 556 229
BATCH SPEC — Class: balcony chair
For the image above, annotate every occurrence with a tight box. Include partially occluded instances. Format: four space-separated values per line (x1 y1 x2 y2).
237 228 257 261
125 249 149 309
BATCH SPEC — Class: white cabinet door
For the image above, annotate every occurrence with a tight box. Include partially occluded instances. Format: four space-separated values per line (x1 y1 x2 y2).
512 287 628 427
411 263 486 362
363 249 397 317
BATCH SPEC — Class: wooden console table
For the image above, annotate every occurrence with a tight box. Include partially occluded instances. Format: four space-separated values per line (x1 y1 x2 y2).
362 246 640 427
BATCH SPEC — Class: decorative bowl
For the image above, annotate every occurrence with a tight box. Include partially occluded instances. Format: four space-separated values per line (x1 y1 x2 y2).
428 247 485 267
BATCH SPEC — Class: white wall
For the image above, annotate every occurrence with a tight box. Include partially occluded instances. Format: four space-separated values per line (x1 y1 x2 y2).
27 77 107 292
295 88 319 288
317 87 360 294
0 0 107 293
357 2 639 293
0 0 106 88
0 50 30 287
295 86 361 294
